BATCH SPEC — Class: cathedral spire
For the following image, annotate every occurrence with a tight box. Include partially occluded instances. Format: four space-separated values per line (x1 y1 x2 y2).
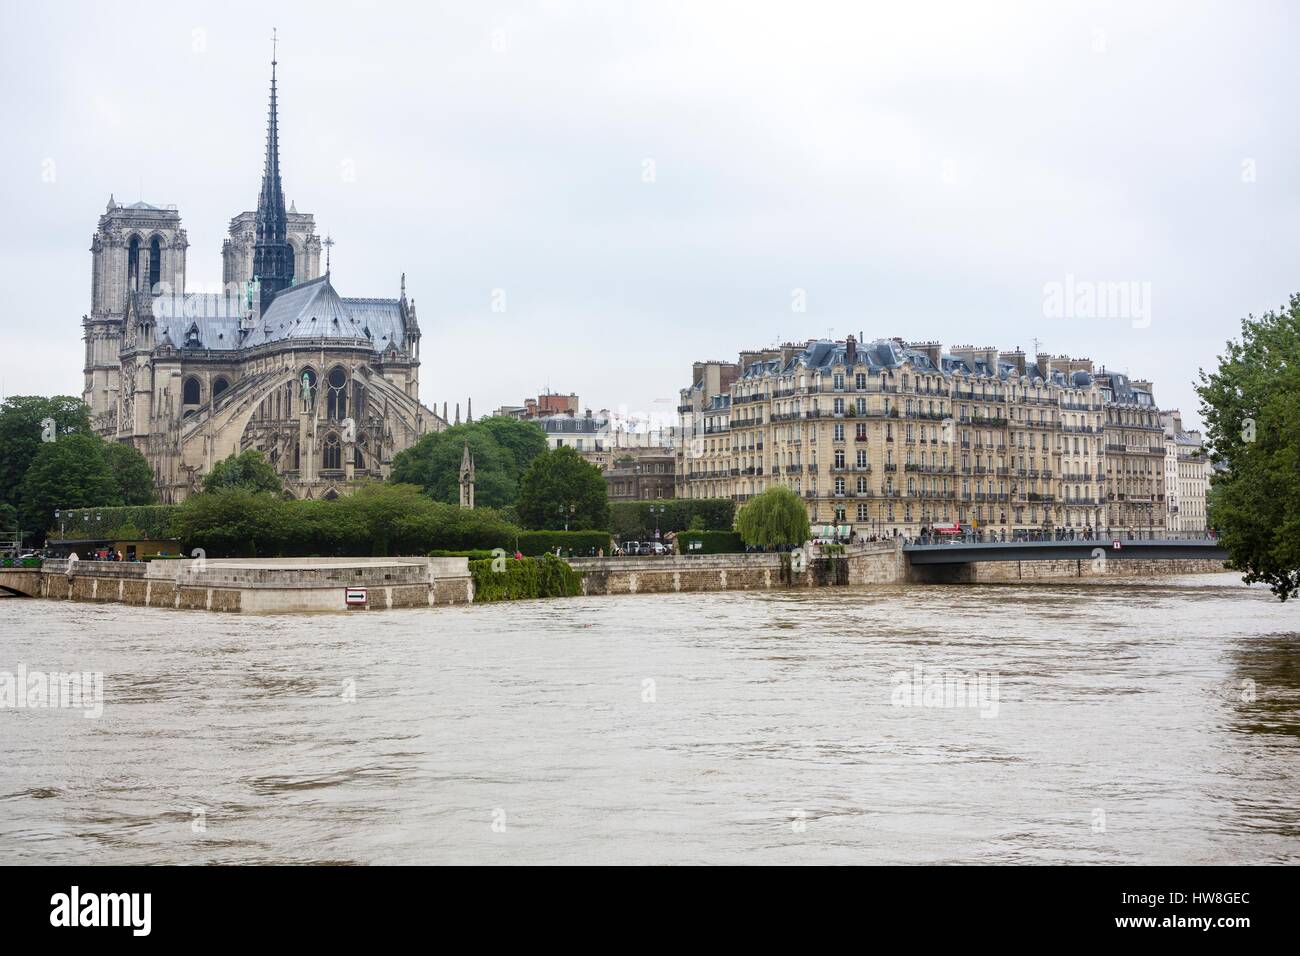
252 28 294 312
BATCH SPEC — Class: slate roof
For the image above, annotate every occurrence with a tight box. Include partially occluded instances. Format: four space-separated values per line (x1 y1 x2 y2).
149 273 405 354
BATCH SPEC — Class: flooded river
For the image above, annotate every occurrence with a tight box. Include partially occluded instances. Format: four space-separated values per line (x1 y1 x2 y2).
1 573 1297 864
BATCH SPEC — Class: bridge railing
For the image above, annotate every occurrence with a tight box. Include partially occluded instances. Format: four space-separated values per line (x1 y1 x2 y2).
906 529 1220 547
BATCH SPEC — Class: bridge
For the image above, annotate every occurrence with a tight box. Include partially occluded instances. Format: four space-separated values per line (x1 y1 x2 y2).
0 568 43 597
900 536 1227 582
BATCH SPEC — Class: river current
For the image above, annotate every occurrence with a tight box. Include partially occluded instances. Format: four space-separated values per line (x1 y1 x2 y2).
1 573 1296 864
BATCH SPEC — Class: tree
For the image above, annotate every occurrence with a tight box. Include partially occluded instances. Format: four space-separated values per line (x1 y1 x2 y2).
0 396 92 509
204 449 284 494
517 446 610 531
169 487 285 557
0 502 16 533
735 486 810 549
476 416 548 472
168 483 523 557
17 433 121 541
390 418 543 509
102 441 156 505
1197 295 1300 600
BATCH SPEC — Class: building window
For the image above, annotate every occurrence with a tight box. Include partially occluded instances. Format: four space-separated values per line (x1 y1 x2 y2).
323 433 342 471
182 377 201 405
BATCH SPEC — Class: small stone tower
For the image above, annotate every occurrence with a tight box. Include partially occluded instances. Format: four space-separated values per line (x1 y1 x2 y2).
459 442 475 509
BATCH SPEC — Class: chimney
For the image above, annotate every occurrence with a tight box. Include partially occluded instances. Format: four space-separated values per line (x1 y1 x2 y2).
909 340 943 368
845 334 857 366
1003 349 1026 375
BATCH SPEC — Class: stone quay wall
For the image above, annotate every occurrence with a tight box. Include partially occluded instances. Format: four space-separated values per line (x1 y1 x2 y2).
21 557 473 613
3 545 1232 612
567 542 902 595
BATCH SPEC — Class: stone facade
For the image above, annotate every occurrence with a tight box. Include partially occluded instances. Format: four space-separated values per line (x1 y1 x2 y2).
677 338 1169 539
606 447 676 500
1161 410 1211 532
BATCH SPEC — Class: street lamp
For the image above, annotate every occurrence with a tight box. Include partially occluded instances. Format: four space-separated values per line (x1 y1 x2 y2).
650 505 665 540
558 503 576 532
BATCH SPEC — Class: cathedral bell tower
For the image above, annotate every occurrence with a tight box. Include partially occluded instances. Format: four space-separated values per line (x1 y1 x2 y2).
251 32 295 315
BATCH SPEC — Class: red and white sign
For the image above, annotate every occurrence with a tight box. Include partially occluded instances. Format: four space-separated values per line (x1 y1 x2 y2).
345 587 368 607
932 523 962 535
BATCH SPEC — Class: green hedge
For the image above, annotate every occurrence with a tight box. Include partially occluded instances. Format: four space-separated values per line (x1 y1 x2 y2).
678 530 745 554
470 553 583 602
0 556 41 568
429 549 498 561
609 499 734 539
170 484 523 557
515 530 611 556
56 504 178 540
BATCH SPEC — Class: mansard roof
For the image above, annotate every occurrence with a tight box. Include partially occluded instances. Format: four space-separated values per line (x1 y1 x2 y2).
731 338 1105 391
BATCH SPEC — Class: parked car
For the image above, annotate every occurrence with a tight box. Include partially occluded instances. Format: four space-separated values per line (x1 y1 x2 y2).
647 541 669 556
619 541 640 556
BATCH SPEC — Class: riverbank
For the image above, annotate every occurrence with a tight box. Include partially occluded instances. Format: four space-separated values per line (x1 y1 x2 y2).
0 541 1229 612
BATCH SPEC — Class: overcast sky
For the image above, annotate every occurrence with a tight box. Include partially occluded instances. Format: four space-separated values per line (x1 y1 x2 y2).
2 0 1297 430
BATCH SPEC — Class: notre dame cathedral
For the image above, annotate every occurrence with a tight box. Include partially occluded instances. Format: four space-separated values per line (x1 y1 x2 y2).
82 50 446 502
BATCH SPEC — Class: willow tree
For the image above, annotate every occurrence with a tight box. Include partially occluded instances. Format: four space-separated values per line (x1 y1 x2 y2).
735 485 811 549
1197 295 1300 600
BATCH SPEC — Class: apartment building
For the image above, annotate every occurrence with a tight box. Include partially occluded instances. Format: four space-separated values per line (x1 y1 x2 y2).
677 336 1166 538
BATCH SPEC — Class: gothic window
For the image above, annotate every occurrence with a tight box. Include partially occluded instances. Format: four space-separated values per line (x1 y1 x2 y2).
149 237 162 291
127 236 140 291
183 377 201 405
212 377 230 400
323 433 342 471
326 366 348 419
